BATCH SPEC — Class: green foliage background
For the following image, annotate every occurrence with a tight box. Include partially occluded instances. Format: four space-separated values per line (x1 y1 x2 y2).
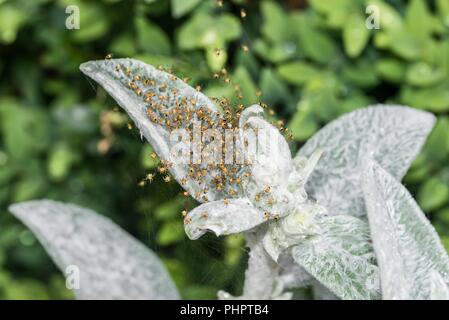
0 0 449 299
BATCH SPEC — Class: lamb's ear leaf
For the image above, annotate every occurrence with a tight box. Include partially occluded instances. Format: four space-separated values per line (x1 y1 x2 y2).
262 202 325 262
292 215 381 300
317 215 375 258
184 198 265 240
9 200 180 300
430 271 449 300
242 114 293 186
80 58 222 202
362 159 449 300
240 112 294 215
297 105 436 217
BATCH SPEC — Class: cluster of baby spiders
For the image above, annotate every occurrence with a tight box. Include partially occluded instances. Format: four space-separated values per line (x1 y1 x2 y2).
105 45 292 222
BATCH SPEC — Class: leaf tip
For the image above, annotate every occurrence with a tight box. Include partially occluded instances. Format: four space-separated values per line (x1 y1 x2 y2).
8 199 59 225
79 60 97 76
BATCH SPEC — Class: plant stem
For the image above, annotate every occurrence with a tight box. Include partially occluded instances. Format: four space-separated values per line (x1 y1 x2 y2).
242 227 279 299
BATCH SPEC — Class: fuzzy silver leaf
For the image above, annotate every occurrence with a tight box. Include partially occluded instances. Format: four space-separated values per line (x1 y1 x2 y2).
292 215 380 300
362 159 449 300
184 198 266 240
297 105 436 217
9 200 179 300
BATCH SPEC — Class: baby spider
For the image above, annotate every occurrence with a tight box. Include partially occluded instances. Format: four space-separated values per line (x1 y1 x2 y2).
158 166 167 174
184 216 192 224
144 173 155 183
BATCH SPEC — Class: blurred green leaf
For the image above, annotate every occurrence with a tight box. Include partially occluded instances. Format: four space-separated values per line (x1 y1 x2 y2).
233 66 258 106
342 60 379 88
155 200 183 221
0 161 17 186
13 176 46 203
437 0 449 27
340 94 371 114
405 0 435 39
289 100 319 141
277 62 319 85
0 100 50 160
366 0 403 30
141 145 160 169
295 13 338 64
48 144 77 182
157 220 184 246
135 15 171 55
421 116 449 164
343 12 370 58
260 1 292 43
182 285 218 300
224 234 244 267
440 236 449 252
259 68 291 106
308 90 340 121
253 39 297 63
0 4 26 44
206 46 227 72
401 85 449 112
418 177 449 211
177 12 240 50
308 0 354 29
110 33 137 57
376 58 406 83
388 31 429 61
171 0 201 18
406 62 445 87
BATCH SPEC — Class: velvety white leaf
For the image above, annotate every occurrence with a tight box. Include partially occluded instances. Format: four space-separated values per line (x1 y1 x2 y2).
430 271 449 300
291 150 323 188
238 104 265 129
362 159 449 300
240 113 294 215
287 150 323 205
243 115 292 186
292 215 380 300
297 105 436 217
80 58 222 202
9 200 179 300
263 202 325 261
184 198 265 240
317 215 375 259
